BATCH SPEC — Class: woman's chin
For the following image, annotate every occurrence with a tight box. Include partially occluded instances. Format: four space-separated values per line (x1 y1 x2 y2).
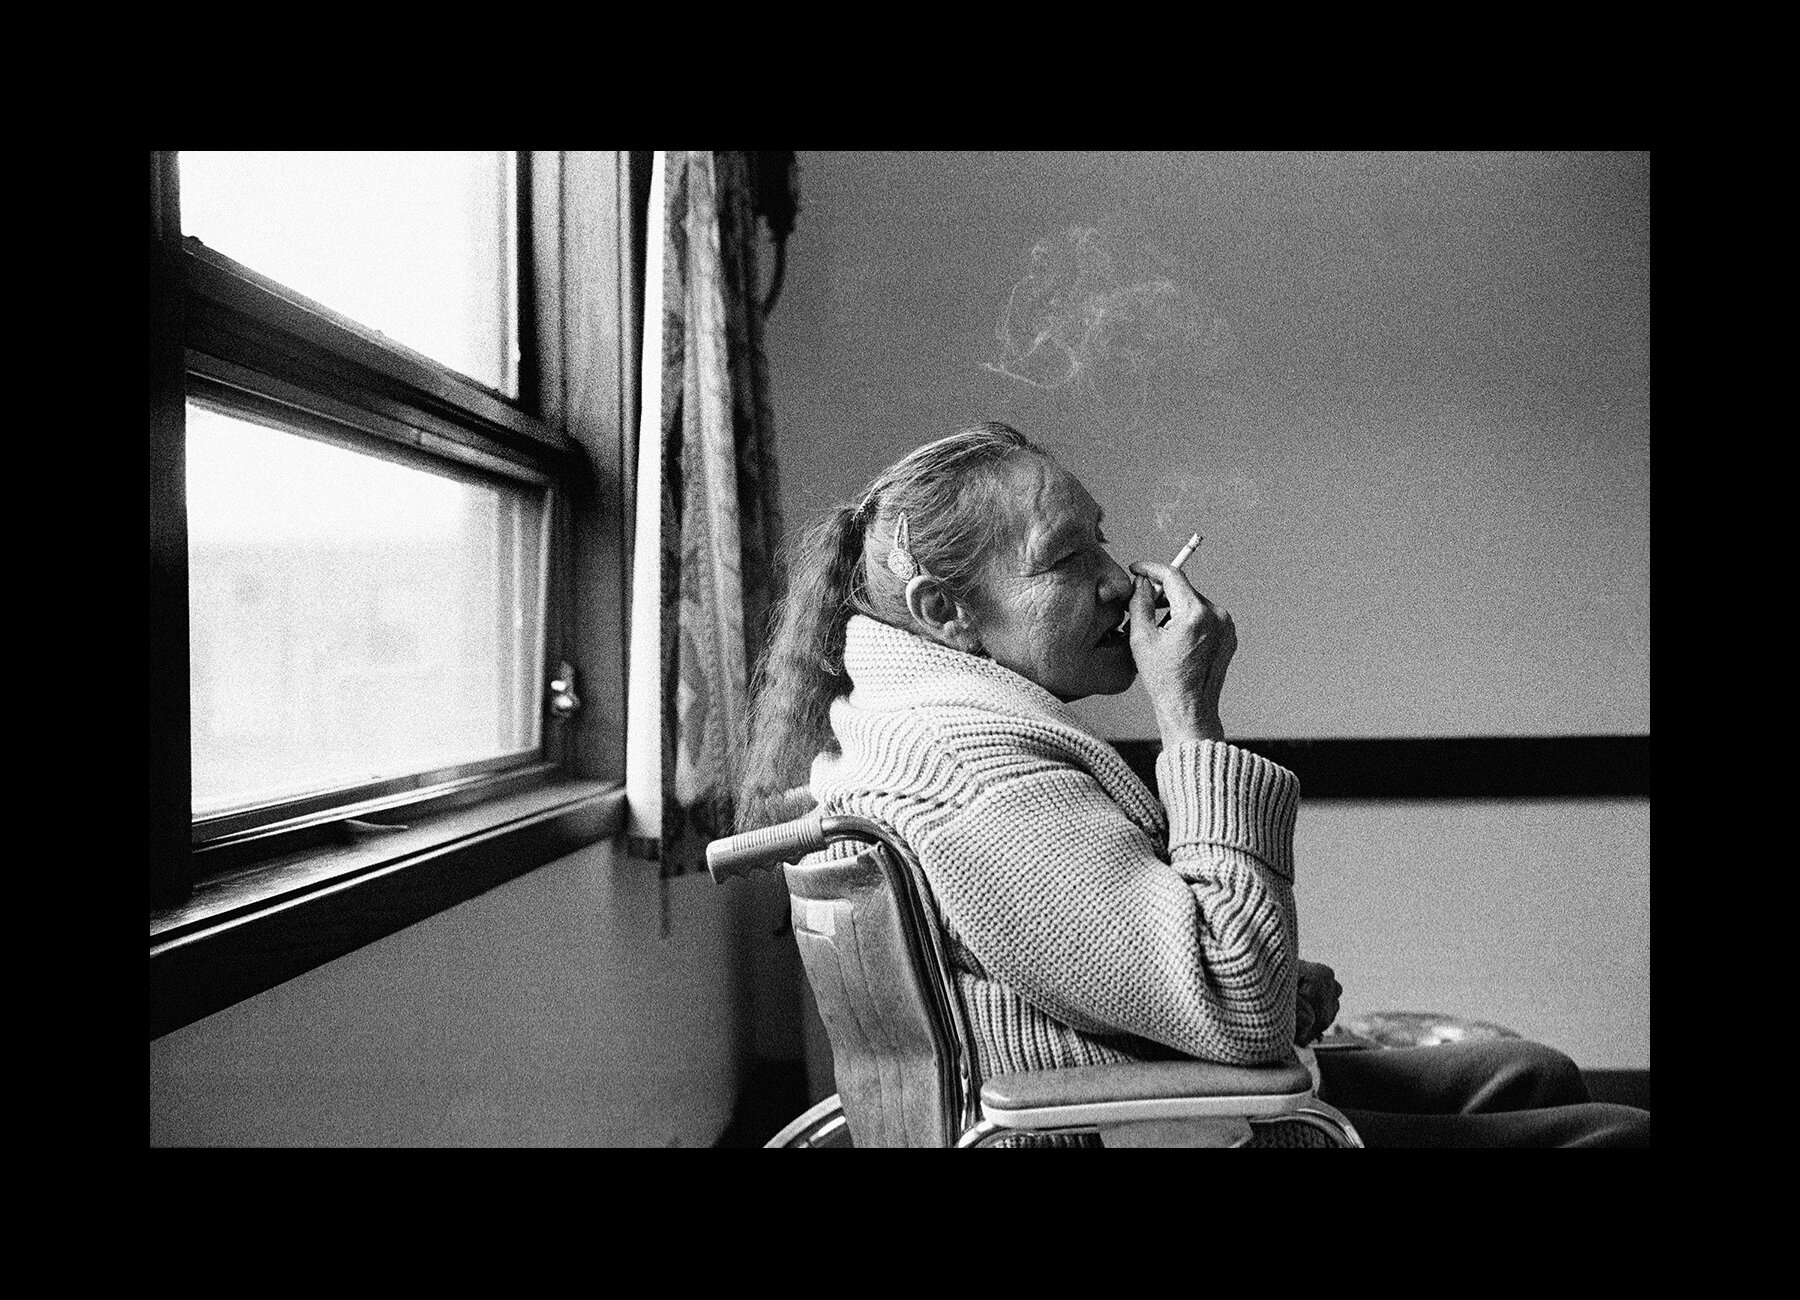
1092 669 1138 697
1036 641 1137 701
1084 647 1139 697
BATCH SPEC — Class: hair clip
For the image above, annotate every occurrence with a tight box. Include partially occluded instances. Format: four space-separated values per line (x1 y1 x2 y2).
886 512 920 580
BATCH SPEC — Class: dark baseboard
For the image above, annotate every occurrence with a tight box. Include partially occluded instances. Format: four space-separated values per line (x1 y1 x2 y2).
1111 735 1650 800
716 1057 812 1148
1582 1069 1651 1112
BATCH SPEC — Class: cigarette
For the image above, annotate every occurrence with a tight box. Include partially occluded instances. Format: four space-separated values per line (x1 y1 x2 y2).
1170 532 1203 570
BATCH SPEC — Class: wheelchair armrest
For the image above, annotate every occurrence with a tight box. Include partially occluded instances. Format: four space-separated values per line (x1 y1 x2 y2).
707 814 828 882
980 1058 1314 1131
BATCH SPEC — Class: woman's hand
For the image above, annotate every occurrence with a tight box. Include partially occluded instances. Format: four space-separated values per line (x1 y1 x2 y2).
1294 960 1343 1045
1127 561 1236 744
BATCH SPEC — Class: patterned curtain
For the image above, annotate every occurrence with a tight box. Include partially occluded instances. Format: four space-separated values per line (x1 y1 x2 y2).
626 151 792 883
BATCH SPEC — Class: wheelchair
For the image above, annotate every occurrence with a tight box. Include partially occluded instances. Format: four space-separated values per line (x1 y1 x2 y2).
707 812 1365 1148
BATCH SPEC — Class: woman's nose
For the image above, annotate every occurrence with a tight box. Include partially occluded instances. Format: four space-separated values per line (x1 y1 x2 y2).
1097 552 1133 605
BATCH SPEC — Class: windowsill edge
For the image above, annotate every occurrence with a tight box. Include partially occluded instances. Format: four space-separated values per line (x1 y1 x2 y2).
150 779 627 1040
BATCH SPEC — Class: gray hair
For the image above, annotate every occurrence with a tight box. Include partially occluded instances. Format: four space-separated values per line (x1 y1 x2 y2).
849 422 1045 622
737 422 1046 830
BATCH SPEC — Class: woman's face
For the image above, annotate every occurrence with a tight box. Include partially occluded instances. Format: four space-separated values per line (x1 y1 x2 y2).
963 454 1137 701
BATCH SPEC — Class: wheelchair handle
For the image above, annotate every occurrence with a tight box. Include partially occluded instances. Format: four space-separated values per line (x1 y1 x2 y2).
706 813 830 883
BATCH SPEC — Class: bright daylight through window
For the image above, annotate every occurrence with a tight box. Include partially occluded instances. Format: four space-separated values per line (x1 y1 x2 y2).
178 151 518 394
185 400 547 817
178 151 544 825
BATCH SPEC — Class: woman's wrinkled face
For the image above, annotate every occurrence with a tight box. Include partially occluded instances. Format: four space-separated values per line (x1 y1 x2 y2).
964 454 1137 701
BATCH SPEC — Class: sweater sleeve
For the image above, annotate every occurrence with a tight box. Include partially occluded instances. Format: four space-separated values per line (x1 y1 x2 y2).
910 739 1301 1065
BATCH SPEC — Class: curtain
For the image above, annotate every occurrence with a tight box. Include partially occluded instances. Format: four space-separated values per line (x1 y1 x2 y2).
626 151 792 884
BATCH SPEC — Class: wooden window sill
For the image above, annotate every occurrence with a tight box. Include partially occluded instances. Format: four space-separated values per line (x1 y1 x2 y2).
150 778 627 1040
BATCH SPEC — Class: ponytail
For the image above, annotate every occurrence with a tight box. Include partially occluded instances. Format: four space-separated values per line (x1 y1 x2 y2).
736 422 1044 831
736 503 870 830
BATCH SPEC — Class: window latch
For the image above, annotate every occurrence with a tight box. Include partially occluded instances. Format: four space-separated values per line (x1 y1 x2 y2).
548 661 582 719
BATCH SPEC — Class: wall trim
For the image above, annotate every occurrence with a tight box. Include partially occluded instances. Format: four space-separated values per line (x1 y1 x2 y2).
1110 735 1649 800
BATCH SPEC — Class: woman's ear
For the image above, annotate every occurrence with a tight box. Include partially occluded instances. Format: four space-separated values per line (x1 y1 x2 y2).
904 575 982 653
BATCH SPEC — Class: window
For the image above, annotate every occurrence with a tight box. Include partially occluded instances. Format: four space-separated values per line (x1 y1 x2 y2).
178 151 520 395
150 152 645 1036
184 395 549 823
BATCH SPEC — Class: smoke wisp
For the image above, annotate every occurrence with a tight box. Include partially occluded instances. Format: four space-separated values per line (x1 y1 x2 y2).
983 225 1235 424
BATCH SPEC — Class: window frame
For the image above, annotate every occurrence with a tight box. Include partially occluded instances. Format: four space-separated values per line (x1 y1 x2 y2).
180 370 559 836
149 151 647 1038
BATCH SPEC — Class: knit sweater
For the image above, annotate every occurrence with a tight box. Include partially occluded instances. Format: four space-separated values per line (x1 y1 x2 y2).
808 615 1305 1091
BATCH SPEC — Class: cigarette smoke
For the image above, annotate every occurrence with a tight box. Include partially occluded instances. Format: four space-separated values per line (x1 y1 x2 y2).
983 225 1235 426
1151 469 1263 539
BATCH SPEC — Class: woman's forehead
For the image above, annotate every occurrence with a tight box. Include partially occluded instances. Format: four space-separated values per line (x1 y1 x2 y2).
993 455 1100 540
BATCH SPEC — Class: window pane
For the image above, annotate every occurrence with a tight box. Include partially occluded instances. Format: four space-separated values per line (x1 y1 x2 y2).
178 151 517 395
186 402 547 818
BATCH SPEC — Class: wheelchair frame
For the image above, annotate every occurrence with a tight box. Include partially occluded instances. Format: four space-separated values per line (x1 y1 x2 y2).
708 812 1362 1149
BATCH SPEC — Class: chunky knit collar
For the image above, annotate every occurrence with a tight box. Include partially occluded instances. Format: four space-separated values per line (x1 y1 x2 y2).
833 615 1166 839
840 615 1082 724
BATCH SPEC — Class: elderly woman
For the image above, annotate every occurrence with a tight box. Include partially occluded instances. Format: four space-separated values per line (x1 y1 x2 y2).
739 423 1649 1148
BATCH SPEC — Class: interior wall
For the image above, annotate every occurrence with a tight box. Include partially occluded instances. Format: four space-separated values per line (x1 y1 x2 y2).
762 151 1651 1075
1296 798 1649 1069
149 840 749 1147
763 150 1649 741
